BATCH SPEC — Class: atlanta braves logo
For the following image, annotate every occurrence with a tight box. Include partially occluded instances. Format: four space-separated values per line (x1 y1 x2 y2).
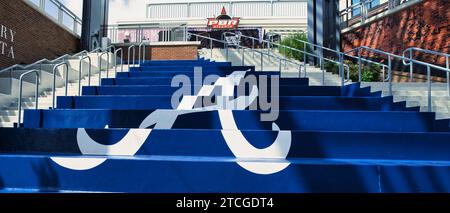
51 69 291 175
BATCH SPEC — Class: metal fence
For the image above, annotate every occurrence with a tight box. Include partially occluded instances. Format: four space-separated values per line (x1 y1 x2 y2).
339 0 420 29
25 0 82 36
106 24 189 44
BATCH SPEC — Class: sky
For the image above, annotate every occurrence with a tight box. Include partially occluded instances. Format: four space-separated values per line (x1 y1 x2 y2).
62 0 148 24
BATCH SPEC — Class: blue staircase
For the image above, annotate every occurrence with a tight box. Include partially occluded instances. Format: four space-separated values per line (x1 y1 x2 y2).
0 59 450 193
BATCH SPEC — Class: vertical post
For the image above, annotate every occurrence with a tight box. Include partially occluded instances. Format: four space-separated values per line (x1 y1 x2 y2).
303 43 307 77
252 39 255 58
267 38 271 63
210 39 213 59
427 66 432 112
17 72 39 127
279 58 282 72
358 49 362 82
284 46 287 68
339 53 345 87
409 49 413 82
320 47 325 85
298 64 302 78
64 64 69 96
446 56 449 96
242 48 245 66
388 56 393 96
261 52 264 71
58 5 63 25
226 43 229 62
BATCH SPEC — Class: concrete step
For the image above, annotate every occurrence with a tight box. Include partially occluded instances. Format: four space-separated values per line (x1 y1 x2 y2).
0 122 14 128
393 96 450 102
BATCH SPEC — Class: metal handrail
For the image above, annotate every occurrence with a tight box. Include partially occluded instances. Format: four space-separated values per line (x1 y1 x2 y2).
193 33 302 67
128 45 137 68
78 55 92 95
138 42 148 65
104 45 116 53
114 48 124 75
0 48 103 74
223 32 353 84
51 62 69 109
346 46 450 112
98 52 110 83
402 47 450 84
189 33 303 74
17 70 40 127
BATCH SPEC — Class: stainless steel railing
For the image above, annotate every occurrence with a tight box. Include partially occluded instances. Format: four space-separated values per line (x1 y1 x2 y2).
98 52 110 83
128 45 137 68
189 33 304 74
138 42 149 65
222 32 354 85
78 55 92 95
346 46 450 112
51 62 69 109
26 0 82 36
339 0 418 29
17 70 40 127
402 47 450 93
114 48 124 75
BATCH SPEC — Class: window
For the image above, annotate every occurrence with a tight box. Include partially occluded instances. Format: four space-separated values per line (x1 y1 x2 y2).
351 0 381 17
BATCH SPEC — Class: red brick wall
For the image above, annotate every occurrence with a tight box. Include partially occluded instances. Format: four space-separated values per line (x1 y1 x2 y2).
0 1 80 69
150 45 198 61
342 0 449 66
117 44 199 62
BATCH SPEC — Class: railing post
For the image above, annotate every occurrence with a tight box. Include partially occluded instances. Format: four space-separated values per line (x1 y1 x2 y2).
79 55 91 96
128 45 136 69
447 56 449 96
303 43 307 77
260 52 264 72
279 58 282 72
285 47 289 69
320 47 325 85
252 39 255 58
358 49 362 82
409 48 413 82
114 48 123 76
210 39 213 59
298 64 302 78
17 70 39 127
226 43 229 62
242 47 245 66
427 66 432 112
52 62 69 109
339 53 345 87
98 52 109 84
388 56 393 96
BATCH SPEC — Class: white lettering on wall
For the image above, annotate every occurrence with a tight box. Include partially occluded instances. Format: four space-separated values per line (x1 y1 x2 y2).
0 24 15 59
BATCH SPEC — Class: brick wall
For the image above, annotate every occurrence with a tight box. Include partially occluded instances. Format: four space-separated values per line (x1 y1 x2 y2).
150 45 198 61
0 0 80 69
117 43 199 62
342 0 449 67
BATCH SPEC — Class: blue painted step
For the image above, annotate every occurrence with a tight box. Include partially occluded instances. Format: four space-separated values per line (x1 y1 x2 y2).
101 77 310 86
140 60 231 66
0 154 449 193
129 65 253 73
57 96 400 110
82 84 377 97
1 128 450 161
23 109 438 132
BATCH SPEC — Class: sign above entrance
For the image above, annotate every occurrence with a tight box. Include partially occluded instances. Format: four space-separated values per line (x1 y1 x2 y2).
207 7 240 30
